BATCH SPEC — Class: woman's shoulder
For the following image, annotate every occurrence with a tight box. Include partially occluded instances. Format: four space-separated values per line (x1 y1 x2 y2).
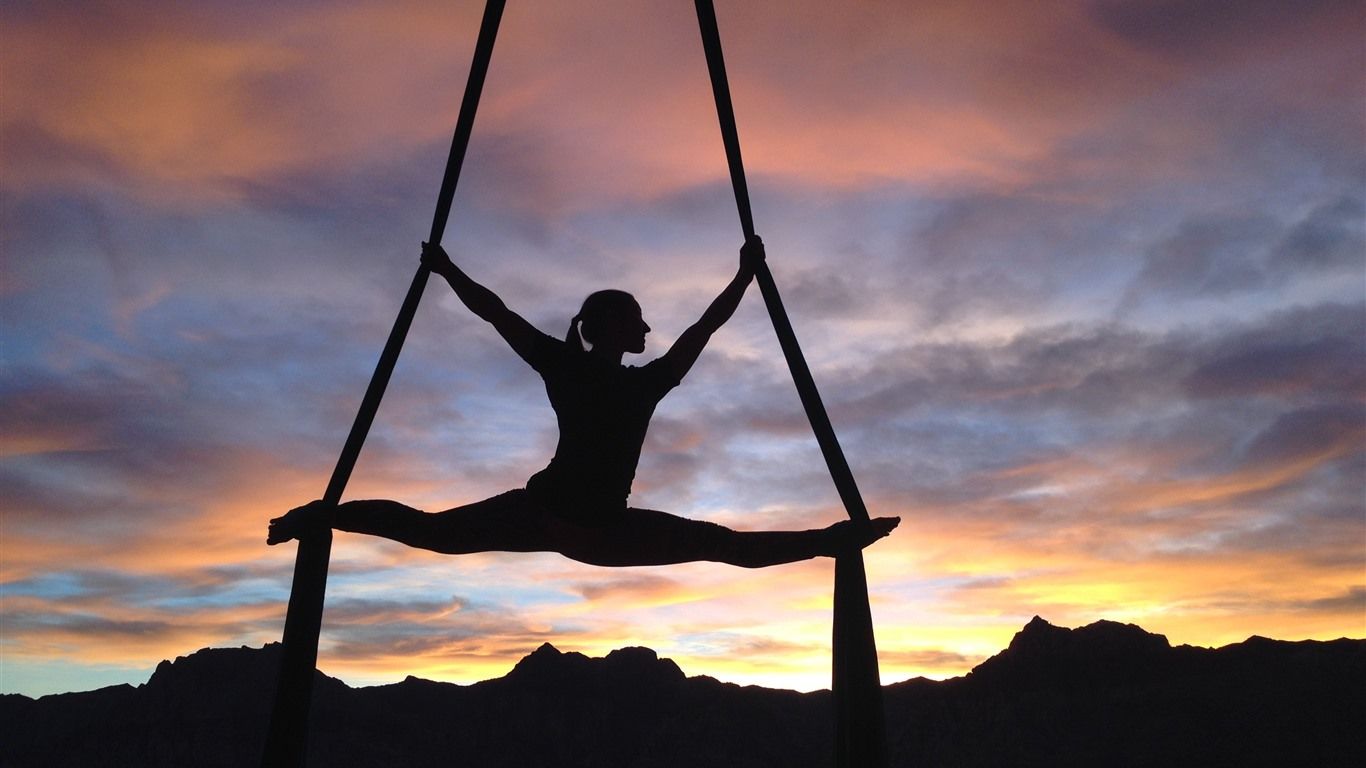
629 357 683 392
525 333 574 371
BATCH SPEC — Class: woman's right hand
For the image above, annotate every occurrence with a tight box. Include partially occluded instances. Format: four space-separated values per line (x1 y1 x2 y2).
267 499 334 545
421 241 455 276
740 235 765 275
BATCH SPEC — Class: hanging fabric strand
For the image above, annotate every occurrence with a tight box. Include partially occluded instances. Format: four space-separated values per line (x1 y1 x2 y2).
259 2 507 766
692 2 889 767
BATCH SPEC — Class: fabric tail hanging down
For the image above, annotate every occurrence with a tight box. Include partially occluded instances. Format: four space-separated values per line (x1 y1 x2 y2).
692 2 890 767
259 2 508 766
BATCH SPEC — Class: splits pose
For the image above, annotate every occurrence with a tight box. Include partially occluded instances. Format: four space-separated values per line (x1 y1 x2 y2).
269 238 898 567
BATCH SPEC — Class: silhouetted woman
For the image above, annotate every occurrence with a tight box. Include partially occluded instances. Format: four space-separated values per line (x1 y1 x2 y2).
269 238 898 567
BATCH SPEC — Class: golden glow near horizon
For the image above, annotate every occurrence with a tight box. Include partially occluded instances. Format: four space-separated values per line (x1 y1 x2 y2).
2 0 1364 697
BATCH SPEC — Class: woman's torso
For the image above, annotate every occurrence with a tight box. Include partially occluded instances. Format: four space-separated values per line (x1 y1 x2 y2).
526 345 679 523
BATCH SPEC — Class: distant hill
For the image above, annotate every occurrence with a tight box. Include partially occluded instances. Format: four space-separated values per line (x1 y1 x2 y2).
3 617 1362 767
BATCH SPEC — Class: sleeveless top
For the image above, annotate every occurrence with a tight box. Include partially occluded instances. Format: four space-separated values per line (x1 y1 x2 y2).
524 340 680 524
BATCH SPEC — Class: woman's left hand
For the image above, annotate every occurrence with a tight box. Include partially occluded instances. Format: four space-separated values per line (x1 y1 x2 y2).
740 235 765 274
421 241 455 275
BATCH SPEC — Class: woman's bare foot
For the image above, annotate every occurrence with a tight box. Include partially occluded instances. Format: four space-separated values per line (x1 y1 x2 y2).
824 516 899 556
267 500 334 545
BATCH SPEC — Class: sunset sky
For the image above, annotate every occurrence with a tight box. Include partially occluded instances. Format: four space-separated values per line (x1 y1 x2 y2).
3 0 1363 698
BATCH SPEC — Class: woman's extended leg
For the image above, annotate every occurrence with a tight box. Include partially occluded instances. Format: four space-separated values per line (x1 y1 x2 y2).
556 508 899 568
267 490 564 555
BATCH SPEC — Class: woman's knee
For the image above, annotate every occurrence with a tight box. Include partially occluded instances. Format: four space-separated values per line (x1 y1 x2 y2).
624 511 736 565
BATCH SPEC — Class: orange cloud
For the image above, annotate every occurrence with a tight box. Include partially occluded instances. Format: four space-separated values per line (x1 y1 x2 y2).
7 0 1282 212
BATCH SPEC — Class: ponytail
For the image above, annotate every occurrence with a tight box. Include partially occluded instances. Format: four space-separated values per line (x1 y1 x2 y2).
565 314 585 351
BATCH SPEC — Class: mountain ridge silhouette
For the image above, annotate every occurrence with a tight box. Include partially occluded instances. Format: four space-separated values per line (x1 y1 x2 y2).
4 617 1362 767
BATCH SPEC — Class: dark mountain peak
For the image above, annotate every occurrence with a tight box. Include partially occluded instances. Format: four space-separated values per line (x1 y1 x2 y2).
1012 614 1069 646
604 645 684 680
532 640 561 654
508 642 584 678
1007 616 1169 655
1078 618 1169 645
602 645 659 667
141 642 352 712
505 642 683 689
969 617 1171 688
144 643 283 693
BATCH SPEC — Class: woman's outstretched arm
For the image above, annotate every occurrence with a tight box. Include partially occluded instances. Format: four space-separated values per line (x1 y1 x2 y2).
659 236 765 381
421 242 557 368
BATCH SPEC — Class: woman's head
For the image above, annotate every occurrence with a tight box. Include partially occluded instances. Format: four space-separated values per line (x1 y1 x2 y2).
566 290 650 354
